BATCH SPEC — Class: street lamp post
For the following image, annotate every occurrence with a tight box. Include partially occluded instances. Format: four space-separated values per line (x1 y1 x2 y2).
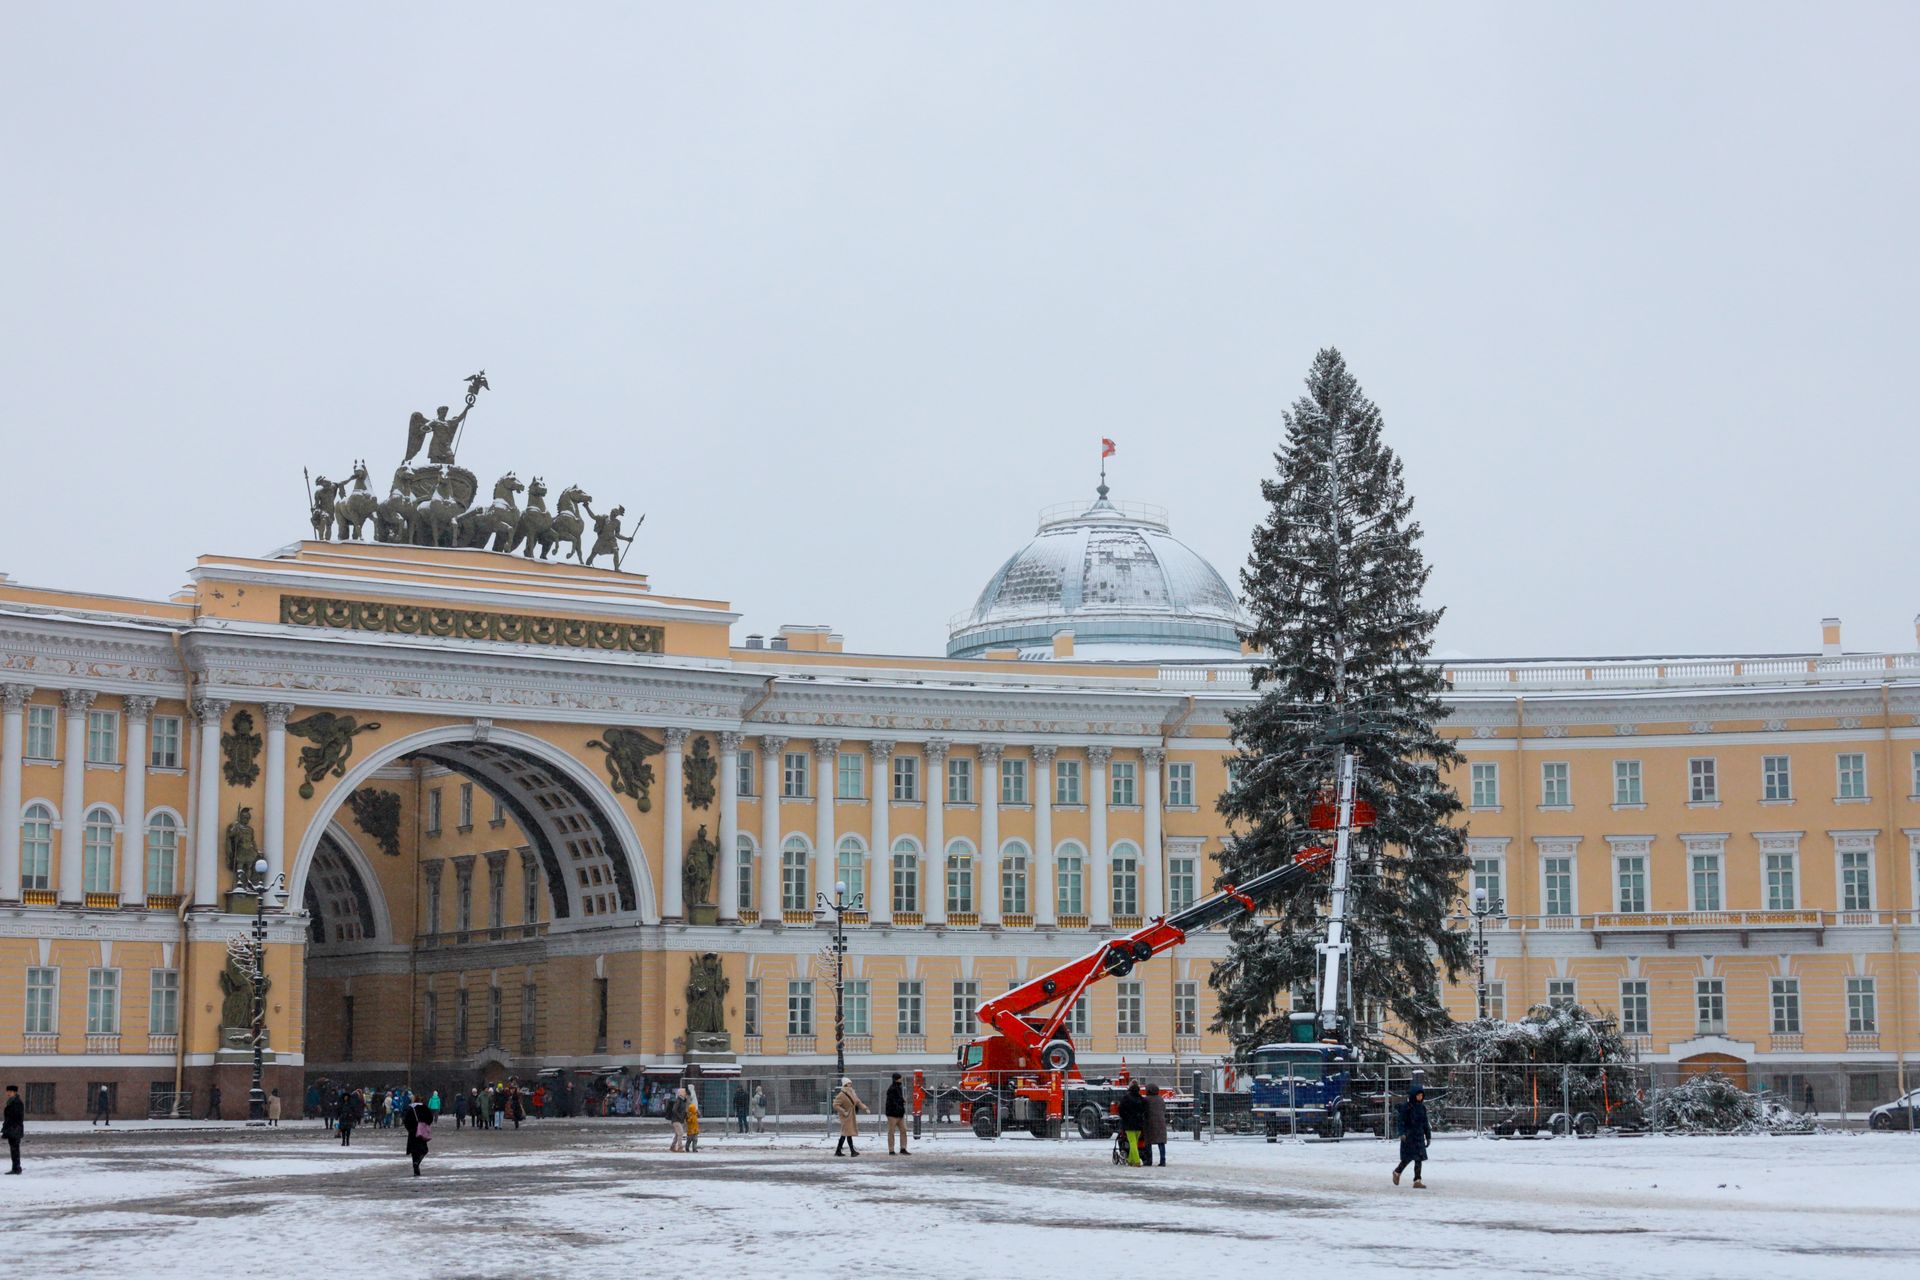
816 879 862 1084
242 857 285 1125
1452 886 1505 1136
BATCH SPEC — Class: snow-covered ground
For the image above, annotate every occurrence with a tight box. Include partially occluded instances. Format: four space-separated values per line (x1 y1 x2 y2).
9 1121 1918 1278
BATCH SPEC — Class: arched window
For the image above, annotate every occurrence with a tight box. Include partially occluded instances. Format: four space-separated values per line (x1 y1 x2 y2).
21 803 54 892
1112 841 1140 917
945 839 975 914
83 807 116 895
1055 841 1085 917
736 834 756 915
836 835 867 905
890 837 920 915
1001 840 1029 916
146 813 180 897
780 836 811 912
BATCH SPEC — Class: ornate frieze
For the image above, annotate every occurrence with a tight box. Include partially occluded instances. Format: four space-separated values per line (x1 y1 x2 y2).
279 594 665 654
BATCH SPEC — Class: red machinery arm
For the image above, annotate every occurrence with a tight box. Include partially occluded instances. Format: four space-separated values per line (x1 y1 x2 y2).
976 844 1333 1071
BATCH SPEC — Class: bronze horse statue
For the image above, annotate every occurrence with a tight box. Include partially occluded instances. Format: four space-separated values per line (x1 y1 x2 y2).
544 484 592 562
510 477 551 558
332 460 379 540
455 472 524 552
372 465 423 544
414 470 466 548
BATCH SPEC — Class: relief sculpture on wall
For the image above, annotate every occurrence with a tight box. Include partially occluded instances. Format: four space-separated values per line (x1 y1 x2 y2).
584 727 662 813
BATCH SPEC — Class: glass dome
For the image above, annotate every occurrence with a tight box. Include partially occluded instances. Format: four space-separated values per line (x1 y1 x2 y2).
947 488 1246 660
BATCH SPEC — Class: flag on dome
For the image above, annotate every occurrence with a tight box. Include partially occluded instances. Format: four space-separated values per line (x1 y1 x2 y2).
1101 438 1116 458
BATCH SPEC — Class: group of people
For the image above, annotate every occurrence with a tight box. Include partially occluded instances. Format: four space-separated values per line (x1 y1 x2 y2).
449 1084 529 1131
1115 1082 1172 1167
826 1073 912 1156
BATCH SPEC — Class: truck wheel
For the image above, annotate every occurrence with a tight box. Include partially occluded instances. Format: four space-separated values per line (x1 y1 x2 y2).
1031 1118 1062 1139
1040 1039 1076 1073
1076 1104 1104 1141
972 1105 998 1139
1323 1111 1344 1140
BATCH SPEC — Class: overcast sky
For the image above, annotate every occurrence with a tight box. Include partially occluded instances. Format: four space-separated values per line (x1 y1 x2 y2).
4 4 1914 660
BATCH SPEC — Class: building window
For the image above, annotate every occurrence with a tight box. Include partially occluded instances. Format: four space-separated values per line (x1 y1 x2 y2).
1547 979 1575 1010
456 988 471 1052
1166 762 1195 807
1000 758 1027 806
945 842 975 914
1116 980 1144 1036
1485 982 1506 1021
87 969 119 1035
892 755 919 802
1615 854 1647 913
1840 848 1873 911
1619 980 1649 1035
1471 856 1503 907
1067 997 1090 1037
844 980 870 1036
1174 981 1198 1036
1470 762 1499 808
1055 760 1082 805
488 986 502 1046
1056 844 1085 916
424 869 442 936
837 751 865 800
951 981 978 1036
1765 850 1797 910
1168 856 1198 913
83 807 115 895
458 782 473 830
21 803 54 892
149 715 182 769
1688 757 1717 803
26 704 56 759
890 838 919 914
1847 977 1877 1033
1111 762 1137 806
1690 851 1723 912
1543 856 1574 916
145 814 179 897
897 981 923 1036
1613 760 1642 805
782 752 809 798
781 838 810 911
426 788 442 835
1001 842 1029 915
1912 749 1920 797
520 984 537 1051
25 968 56 1034
947 757 973 804
1837 752 1867 800
1696 978 1726 1034
787 981 815 1037
456 866 473 933
1540 761 1570 808
835 836 866 902
490 794 505 827
736 749 754 797
593 979 608 1053
523 856 540 925
1770 978 1800 1034
1763 754 1792 801
86 710 118 765
1111 843 1139 917
736 836 755 915
743 980 760 1037
149 969 179 1036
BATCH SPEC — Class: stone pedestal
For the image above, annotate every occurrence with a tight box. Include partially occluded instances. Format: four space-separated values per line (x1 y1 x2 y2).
225 890 262 914
688 903 717 926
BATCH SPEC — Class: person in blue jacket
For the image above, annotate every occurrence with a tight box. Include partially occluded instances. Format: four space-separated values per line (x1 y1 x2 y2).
1393 1081 1432 1189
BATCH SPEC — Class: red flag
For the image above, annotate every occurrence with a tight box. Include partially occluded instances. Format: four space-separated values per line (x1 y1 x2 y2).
1100 438 1116 458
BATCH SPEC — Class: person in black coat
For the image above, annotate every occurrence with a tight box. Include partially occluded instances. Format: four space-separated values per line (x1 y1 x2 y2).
404 1097 434 1176
338 1090 362 1147
4 1084 24 1174
1117 1083 1148 1167
884 1073 911 1155
1393 1082 1432 1188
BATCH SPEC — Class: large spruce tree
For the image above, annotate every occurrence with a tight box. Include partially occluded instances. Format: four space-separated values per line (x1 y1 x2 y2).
1212 347 1468 1055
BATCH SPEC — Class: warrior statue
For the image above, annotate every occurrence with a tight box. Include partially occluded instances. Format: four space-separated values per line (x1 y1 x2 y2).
402 370 489 467
685 952 728 1036
585 503 641 570
226 806 262 884
218 954 267 1036
683 823 719 908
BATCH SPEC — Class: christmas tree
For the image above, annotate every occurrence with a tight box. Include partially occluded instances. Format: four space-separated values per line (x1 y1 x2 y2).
1212 347 1469 1054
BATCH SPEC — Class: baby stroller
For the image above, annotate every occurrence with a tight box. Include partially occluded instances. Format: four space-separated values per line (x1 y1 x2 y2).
1111 1128 1127 1165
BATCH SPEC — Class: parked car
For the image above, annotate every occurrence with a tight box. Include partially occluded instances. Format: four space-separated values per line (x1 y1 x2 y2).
1868 1090 1920 1130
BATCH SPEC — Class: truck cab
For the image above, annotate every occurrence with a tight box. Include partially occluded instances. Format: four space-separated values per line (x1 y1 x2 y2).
1246 1041 1361 1139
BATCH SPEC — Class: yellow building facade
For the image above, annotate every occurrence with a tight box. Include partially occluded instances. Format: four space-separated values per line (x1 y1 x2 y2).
1 501 1916 1118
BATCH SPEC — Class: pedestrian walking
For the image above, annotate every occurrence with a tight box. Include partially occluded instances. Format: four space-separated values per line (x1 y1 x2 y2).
305 1084 321 1121
93 1085 112 1127
453 1090 469 1130
1804 1082 1816 1115
884 1073 911 1155
832 1077 868 1157
1142 1084 1169 1168
1392 1082 1432 1189
337 1092 358 1147
4 1084 23 1174
668 1087 688 1152
206 1085 223 1121
268 1089 283 1127
428 1090 441 1120
750 1085 768 1134
733 1084 750 1134
404 1095 434 1177
685 1092 702 1152
476 1086 493 1131
1117 1083 1147 1167
508 1087 524 1130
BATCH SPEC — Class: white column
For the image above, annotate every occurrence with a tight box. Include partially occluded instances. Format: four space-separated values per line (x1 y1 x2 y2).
813 738 840 916
1143 746 1166 919
58 688 96 904
1088 745 1112 928
0 684 32 902
924 740 948 926
979 744 1003 926
262 702 292 904
1032 744 1056 927
717 732 742 923
758 736 786 923
119 696 156 906
869 741 895 925
191 698 228 908
661 728 687 921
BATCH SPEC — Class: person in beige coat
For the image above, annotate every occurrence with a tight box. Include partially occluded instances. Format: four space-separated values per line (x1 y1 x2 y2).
831 1078 868 1157
267 1090 283 1127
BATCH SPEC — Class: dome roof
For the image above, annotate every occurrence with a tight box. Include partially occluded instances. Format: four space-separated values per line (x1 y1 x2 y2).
947 489 1246 660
